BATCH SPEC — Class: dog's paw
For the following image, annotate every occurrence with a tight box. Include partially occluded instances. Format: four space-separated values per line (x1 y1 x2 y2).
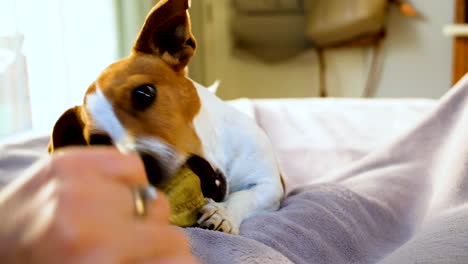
197 198 239 235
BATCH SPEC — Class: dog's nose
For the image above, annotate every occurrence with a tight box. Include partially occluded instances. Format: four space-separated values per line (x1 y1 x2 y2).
138 152 169 186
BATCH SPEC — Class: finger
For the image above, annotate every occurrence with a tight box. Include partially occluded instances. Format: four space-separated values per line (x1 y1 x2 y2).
47 195 176 261
51 147 171 221
62 179 171 224
116 224 193 262
65 248 117 264
143 190 171 223
138 256 201 264
125 185 171 223
51 147 148 185
69 249 200 264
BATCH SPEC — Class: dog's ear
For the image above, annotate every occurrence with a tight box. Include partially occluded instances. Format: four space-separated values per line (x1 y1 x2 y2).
48 106 87 153
133 0 196 72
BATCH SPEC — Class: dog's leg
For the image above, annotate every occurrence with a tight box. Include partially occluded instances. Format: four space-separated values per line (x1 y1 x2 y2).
197 183 282 234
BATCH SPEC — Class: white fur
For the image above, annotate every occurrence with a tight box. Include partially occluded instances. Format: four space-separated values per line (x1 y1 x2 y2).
86 88 128 149
192 80 284 234
85 88 178 165
208 81 220 94
136 137 186 174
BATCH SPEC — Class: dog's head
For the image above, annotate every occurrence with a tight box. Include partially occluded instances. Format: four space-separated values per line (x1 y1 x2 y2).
48 0 220 190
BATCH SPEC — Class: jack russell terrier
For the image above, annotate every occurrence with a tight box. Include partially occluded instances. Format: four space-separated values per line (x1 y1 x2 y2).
48 0 284 235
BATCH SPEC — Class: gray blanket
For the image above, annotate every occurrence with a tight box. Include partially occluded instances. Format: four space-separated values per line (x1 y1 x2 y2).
188 76 468 263
1 76 467 263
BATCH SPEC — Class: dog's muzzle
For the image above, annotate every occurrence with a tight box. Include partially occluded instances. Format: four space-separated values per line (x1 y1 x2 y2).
138 151 170 186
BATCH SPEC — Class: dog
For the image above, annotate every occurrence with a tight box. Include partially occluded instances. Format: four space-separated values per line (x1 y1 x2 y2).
48 0 284 235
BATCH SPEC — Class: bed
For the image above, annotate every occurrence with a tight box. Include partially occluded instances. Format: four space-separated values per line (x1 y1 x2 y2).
1 75 468 263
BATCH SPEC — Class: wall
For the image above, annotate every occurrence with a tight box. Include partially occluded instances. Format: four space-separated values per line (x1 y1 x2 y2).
190 0 454 100
377 0 454 98
191 0 322 99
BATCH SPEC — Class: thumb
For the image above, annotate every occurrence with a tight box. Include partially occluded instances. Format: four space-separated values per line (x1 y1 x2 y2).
138 256 201 264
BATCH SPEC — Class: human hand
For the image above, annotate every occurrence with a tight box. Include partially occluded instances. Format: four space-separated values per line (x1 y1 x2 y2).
0 147 199 264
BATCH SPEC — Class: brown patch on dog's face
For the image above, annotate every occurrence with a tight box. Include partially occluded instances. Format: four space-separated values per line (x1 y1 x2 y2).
84 53 202 156
49 0 203 185
79 0 202 156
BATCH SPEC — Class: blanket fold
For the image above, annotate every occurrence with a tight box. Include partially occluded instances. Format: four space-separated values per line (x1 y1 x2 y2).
1 76 467 263
188 75 468 264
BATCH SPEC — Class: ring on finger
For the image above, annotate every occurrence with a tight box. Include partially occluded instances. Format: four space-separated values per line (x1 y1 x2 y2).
131 185 158 218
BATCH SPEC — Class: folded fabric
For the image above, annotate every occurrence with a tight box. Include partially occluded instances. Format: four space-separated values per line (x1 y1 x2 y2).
188 75 468 263
1 76 467 263
0 135 48 187
253 98 435 193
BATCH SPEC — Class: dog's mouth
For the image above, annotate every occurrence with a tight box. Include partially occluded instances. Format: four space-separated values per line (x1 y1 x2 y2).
186 155 227 202
139 151 170 186
138 151 227 202
87 134 204 187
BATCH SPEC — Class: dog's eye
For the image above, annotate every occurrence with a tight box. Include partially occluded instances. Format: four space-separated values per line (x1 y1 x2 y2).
132 84 157 111
89 134 113 146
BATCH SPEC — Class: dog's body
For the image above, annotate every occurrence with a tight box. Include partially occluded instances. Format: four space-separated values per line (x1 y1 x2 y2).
48 0 284 234
191 81 284 233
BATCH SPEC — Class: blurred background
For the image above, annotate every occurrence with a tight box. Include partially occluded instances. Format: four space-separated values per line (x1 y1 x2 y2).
0 0 458 138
